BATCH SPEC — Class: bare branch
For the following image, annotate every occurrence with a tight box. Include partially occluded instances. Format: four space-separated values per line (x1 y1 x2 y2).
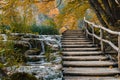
55 0 62 8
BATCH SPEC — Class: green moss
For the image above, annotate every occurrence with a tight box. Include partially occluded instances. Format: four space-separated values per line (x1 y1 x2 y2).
44 46 54 62
10 72 37 80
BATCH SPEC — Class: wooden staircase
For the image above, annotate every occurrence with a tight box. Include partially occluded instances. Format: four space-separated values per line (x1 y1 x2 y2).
62 30 120 80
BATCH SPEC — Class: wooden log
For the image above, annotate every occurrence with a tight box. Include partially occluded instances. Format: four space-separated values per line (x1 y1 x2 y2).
84 17 120 35
91 25 95 44
118 35 120 68
100 28 104 52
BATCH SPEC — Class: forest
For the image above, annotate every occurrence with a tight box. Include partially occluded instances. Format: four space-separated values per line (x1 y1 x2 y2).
0 0 120 80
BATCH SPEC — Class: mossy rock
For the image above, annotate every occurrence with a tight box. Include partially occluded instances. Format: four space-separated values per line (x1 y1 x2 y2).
10 72 37 80
27 57 41 62
24 49 40 56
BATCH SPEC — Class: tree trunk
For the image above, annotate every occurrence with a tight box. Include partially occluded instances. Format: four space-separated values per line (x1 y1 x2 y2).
89 0 108 28
89 0 120 27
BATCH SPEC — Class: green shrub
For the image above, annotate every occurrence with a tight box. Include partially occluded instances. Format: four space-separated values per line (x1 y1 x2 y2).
0 41 27 67
31 24 59 35
44 45 54 62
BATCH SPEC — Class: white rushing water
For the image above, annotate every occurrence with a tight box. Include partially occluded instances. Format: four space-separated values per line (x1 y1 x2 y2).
1 34 7 41
40 40 45 55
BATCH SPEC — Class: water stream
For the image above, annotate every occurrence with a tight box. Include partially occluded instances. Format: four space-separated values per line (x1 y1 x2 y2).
1 34 7 41
5 35 63 80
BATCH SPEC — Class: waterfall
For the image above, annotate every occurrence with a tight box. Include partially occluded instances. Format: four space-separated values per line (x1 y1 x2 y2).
1 34 7 41
55 35 62 50
40 35 62 50
40 40 45 55
27 42 32 49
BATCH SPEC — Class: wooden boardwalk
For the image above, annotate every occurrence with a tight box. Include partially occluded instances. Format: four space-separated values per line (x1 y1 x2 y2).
62 30 120 80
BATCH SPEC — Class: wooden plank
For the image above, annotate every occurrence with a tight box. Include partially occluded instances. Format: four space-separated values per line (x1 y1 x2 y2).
62 51 102 56
63 48 99 51
63 61 117 67
62 44 96 48
63 68 120 76
62 37 86 40
118 35 120 68
63 36 85 37
62 42 92 45
61 40 90 42
84 18 120 35
64 76 120 80
62 56 108 61
62 38 87 40
63 36 84 38
63 34 84 36
100 28 104 52
63 32 83 34
92 25 95 44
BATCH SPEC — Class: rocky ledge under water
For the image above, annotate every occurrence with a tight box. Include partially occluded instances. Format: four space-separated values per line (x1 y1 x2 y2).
0 34 63 80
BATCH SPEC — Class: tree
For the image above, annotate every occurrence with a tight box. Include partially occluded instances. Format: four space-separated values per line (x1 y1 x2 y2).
0 0 36 33
88 0 120 29
55 0 89 29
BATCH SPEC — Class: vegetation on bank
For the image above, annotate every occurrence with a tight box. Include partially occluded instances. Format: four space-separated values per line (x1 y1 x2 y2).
31 25 59 35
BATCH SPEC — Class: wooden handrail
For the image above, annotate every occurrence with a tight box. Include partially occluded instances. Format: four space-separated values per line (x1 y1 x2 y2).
84 17 120 68
85 28 119 51
84 17 120 35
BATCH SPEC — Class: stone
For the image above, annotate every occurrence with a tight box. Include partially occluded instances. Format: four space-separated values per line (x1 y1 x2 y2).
24 49 41 56
14 41 30 52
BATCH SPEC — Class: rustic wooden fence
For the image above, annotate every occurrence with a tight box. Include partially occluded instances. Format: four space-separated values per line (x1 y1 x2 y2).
84 17 120 68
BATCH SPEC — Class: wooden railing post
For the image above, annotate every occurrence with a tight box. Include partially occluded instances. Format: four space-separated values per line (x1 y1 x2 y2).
91 26 95 44
85 23 88 38
100 27 104 53
118 35 120 68
85 22 88 38
84 17 88 38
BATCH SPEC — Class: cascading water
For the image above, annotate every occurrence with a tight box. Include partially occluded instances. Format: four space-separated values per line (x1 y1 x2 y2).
1 34 7 41
5 34 63 80
27 42 32 49
40 40 45 63
40 40 45 55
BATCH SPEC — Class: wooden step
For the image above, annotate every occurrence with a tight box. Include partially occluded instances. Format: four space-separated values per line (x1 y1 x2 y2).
62 44 96 48
61 40 90 42
63 61 117 67
63 36 85 38
63 34 84 36
62 42 92 45
62 32 83 35
64 30 82 31
63 68 120 76
62 30 120 79
62 33 85 36
63 48 99 51
64 31 83 34
62 51 102 56
64 76 120 80
62 38 87 40
65 30 82 31
62 34 85 38
62 56 108 61
64 31 83 32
